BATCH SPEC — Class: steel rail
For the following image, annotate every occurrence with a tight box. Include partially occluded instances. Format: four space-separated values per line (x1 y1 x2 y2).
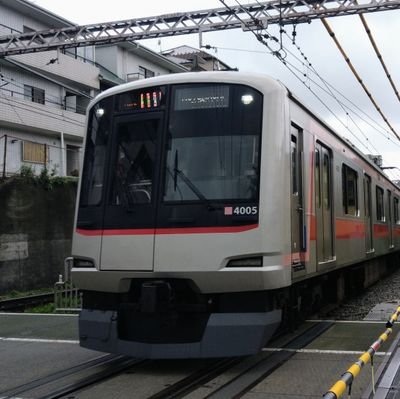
200 321 334 398
0 292 54 312
1 0 400 56
0 354 145 399
147 357 242 399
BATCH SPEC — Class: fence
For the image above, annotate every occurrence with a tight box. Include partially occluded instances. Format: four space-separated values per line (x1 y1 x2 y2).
323 304 400 398
54 257 82 313
1 134 81 179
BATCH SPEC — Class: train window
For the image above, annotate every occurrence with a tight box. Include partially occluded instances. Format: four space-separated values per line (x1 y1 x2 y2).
164 84 262 202
394 197 399 224
315 149 321 208
323 154 331 210
79 97 113 207
110 118 159 205
376 186 385 222
342 164 358 216
291 136 298 195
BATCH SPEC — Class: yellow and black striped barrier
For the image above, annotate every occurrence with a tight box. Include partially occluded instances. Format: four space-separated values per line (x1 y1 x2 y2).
323 305 400 399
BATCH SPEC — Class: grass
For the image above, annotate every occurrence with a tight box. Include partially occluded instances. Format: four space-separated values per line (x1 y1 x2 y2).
0 288 53 301
24 303 55 314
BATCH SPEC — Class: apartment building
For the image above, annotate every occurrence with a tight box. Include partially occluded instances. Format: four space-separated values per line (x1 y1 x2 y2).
0 0 186 177
162 45 236 72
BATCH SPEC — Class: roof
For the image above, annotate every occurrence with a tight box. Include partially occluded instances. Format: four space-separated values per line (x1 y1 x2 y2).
114 42 187 73
162 45 235 71
0 0 75 29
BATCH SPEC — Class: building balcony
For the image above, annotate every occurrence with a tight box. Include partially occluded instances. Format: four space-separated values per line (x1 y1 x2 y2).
0 92 85 139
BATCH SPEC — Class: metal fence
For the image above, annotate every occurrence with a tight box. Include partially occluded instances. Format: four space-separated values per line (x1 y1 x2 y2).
54 257 82 313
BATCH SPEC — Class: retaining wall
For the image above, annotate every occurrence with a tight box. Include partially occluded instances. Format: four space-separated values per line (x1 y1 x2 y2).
0 178 77 293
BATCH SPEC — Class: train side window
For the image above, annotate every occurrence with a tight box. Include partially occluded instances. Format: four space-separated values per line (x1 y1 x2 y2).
291 135 298 195
315 149 321 208
323 153 331 210
342 164 358 216
376 186 385 222
394 197 399 224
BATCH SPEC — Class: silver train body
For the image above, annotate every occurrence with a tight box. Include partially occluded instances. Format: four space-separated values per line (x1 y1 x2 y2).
71 72 400 358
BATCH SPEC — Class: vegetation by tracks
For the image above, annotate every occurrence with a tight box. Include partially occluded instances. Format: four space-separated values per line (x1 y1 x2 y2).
0 292 54 312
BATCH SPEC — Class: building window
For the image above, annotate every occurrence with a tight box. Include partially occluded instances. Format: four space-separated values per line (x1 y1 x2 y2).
24 85 45 105
342 164 358 216
22 141 48 164
139 66 155 79
376 186 385 222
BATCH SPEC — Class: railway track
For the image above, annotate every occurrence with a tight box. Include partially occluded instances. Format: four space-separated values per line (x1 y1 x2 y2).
0 292 54 312
0 321 334 399
0 354 145 399
148 321 334 399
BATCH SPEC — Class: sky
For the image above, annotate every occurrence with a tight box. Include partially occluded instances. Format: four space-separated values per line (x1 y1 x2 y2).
29 0 400 178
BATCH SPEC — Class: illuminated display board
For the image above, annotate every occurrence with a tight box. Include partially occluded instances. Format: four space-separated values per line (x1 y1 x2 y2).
117 86 165 112
174 85 230 111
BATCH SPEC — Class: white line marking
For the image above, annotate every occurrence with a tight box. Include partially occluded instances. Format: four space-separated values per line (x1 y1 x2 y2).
0 337 79 344
0 312 78 317
306 319 389 324
263 347 390 356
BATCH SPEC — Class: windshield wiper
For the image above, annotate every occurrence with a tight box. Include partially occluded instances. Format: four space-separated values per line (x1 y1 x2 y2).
173 149 215 209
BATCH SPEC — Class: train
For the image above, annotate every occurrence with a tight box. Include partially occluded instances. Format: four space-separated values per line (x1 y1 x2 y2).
71 71 400 358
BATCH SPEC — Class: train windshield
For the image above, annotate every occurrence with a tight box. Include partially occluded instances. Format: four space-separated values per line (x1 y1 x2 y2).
164 84 262 202
78 83 262 231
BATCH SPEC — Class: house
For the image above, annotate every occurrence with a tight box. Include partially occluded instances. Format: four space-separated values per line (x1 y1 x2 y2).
162 45 236 72
0 0 185 177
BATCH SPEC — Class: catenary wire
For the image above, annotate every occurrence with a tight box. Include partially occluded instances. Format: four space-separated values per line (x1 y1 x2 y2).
0 73 89 114
356 1 400 104
0 97 85 128
220 0 385 153
221 0 400 154
252 0 400 148
281 30 396 140
321 17 400 141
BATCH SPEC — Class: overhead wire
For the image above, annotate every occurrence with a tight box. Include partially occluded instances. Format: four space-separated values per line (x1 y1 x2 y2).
215 42 400 148
219 0 386 154
251 0 399 149
282 32 396 140
220 0 400 156
279 56 382 153
279 30 400 150
321 17 400 141
356 2 400 104
0 97 85 128
0 72 89 114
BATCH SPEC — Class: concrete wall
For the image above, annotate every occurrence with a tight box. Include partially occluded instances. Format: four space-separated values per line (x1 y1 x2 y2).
0 178 77 293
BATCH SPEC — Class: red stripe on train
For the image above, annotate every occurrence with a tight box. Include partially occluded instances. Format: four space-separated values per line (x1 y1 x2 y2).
76 224 259 236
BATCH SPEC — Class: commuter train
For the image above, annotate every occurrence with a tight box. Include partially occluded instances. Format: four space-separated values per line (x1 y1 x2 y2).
71 71 400 358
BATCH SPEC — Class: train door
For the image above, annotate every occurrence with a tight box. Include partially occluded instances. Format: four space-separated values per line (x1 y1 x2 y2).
100 112 164 271
388 190 394 249
363 174 374 254
315 142 334 267
290 126 305 273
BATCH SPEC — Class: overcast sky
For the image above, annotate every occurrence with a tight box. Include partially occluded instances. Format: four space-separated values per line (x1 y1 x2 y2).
30 0 400 176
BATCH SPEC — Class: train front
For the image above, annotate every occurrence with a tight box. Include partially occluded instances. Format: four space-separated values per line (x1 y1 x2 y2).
71 72 291 358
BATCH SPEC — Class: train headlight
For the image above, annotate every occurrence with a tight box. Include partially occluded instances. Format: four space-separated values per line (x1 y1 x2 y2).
241 94 254 105
227 256 263 267
95 108 105 117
